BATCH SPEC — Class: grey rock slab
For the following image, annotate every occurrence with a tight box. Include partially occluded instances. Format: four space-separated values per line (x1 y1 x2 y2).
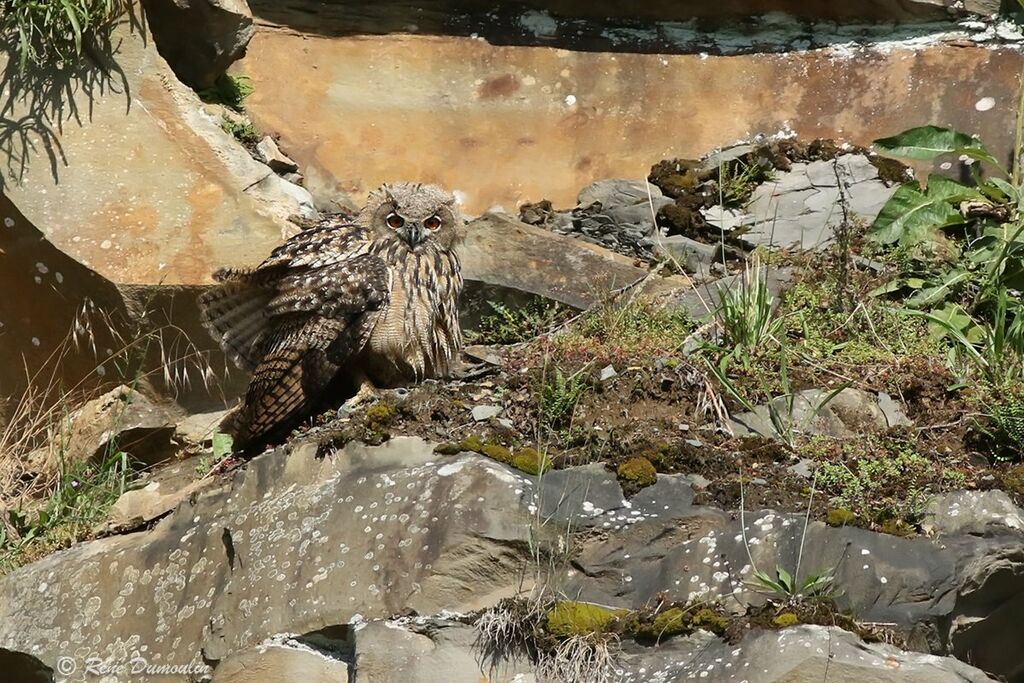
656 235 721 275
878 391 914 427
599 364 618 381
729 387 889 440
0 439 543 674
922 490 1024 538
616 625 999 683
561 497 1024 679
353 617 533 683
471 404 503 422
577 179 669 212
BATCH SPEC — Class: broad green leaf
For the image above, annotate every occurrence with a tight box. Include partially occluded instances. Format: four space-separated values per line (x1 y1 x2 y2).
924 174 981 202
906 270 970 308
874 126 980 160
957 146 1003 170
776 566 794 592
869 183 965 246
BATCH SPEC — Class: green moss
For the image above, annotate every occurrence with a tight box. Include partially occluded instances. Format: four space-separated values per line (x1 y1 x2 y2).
433 443 462 456
826 508 857 527
617 456 657 491
510 447 552 475
460 435 485 453
365 402 397 429
772 612 800 628
546 601 627 637
1002 464 1024 495
690 608 730 636
481 443 513 464
651 607 691 637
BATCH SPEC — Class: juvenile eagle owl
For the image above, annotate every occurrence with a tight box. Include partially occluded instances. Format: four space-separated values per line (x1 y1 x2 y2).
199 182 463 450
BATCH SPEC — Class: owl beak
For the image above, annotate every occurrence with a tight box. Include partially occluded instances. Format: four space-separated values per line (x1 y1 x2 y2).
398 224 426 249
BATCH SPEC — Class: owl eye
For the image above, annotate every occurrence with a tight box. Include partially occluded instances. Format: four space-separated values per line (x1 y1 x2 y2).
386 213 405 229
424 215 442 231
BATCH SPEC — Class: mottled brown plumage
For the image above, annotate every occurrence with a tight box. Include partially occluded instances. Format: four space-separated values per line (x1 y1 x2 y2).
199 183 463 450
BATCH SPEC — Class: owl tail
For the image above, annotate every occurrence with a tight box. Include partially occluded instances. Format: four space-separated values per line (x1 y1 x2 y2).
199 268 280 371
224 324 343 453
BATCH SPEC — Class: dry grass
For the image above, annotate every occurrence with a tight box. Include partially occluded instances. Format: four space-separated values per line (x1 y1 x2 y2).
0 296 222 572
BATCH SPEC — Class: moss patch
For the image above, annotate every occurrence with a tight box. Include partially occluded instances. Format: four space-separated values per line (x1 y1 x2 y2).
772 612 800 628
511 447 552 475
826 508 857 527
617 456 658 495
546 601 627 637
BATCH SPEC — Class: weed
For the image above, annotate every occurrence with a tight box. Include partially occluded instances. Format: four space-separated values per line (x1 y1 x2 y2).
717 158 773 208
538 366 589 432
466 298 572 345
713 255 782 367
0 448 135 572
545 297 692 368
198 74 254 111
220 115 260 146
748 565 840 603
2 0 129 70
813 437 951 530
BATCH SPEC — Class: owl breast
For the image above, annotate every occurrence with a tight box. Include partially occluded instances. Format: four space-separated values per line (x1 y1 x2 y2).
359 246 461 386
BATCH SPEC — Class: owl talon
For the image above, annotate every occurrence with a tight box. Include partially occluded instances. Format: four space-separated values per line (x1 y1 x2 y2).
336 381 380 417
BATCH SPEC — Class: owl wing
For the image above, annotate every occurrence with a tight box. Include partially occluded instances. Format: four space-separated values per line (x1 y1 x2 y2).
199 222 374 370
199 223 391 448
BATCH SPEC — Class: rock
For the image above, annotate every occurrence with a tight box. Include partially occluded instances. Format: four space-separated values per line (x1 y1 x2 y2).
668 266 795 326
0 648 52 683
616 624 998 682
256 136 300 174
27 386 179 476
457 213 693 324
737 155 899 251
565 180 673 260
471 405 502 422
1 18 309 288
0 440 543 672
101 475 212 533
788 458 815 479
142 0 255 90
599 365 617 381
213 639 349 682
878 391 914 427
175 409 232 447
729 387 890 439
921 491 1024 538
238 10 1020 215
656 235 721 275
353 617 531 683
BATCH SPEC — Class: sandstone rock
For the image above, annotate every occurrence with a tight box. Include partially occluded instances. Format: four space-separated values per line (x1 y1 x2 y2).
142 0 256 90
213 639 349 683
255 136 300 174
239 8 1021 214
27 386 179 476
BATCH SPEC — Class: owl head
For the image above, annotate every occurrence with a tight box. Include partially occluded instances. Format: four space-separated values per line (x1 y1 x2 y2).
359 182 462 251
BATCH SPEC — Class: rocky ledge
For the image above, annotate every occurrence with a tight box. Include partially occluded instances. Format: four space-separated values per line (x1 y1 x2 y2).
1 435 1021 682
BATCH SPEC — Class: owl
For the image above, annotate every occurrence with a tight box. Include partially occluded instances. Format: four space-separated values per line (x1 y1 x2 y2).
199 182 464 451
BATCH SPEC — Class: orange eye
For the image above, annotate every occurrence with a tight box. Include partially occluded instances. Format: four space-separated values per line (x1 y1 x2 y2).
386 213 405 229
424 215 442 231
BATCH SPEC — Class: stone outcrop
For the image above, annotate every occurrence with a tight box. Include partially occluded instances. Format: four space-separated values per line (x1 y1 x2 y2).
1 436 1022 680
240 1 1022 213
141 0 256 90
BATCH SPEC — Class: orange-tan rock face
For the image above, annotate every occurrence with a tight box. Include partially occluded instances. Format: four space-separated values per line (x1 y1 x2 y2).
240 26 1021 214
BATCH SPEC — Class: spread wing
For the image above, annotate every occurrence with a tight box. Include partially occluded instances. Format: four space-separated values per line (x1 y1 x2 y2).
199 223 391 447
